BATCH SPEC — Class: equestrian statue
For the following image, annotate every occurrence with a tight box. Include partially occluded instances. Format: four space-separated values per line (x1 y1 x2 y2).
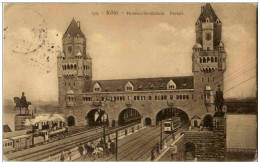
14 92 31 114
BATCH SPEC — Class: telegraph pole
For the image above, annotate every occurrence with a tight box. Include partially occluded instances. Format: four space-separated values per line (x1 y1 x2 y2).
103 119 106 149
116 131 118 161
160 119 163 149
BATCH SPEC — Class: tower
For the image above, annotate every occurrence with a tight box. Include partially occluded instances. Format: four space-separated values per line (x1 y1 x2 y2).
57 18 92 109
192 3 226 111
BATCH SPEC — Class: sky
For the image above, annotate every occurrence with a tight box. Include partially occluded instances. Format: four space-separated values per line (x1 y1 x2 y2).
3 3 257 102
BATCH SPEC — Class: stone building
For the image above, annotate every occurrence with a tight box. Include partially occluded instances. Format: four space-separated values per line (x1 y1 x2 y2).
57 3 226 127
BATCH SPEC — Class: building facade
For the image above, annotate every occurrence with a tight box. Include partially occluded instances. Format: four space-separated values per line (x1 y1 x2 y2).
57 3 226 127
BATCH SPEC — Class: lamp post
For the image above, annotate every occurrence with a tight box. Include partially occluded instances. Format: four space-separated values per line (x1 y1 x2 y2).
160 119 163 149
103 119 106 150
116 131 118 161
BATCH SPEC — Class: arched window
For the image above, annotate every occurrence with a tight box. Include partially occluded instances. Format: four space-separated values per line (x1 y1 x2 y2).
215 57 218 62
207 57 210 63
211 57 214 62
67 65 70 70
71 64 73 69
200 57 202 63
74 64 77 70
206 17 210 23
203 57 206 63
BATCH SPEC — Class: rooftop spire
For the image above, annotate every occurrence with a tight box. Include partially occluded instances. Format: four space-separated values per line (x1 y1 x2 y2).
197 3 220 23
64 18 85 38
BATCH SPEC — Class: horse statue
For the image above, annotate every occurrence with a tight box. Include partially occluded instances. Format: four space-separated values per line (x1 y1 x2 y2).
13 97 31 114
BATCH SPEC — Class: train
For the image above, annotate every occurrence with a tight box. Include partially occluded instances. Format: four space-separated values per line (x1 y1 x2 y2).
164 117 181 133
3 119 67 153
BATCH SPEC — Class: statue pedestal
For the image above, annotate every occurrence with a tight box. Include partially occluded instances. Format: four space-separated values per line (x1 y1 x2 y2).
14 114 34 131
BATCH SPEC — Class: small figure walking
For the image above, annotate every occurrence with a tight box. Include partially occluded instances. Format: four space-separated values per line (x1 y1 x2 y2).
78 144 84 156
151 149 155 161
60 152 65 161
156 143 160 156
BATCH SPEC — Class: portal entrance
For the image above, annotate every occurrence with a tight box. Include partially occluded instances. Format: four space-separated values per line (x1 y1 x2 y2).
86 109 109 127
145 118 152 126
156 108 189 125
68 116 75 126
185 141 196 160
118 108 141 126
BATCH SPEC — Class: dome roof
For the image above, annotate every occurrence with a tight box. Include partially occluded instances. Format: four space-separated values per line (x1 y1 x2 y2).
193 43 202 49
61 52 65 57
57 52 61 58
66 90 74 94
218 41 224 47
76 51 82 57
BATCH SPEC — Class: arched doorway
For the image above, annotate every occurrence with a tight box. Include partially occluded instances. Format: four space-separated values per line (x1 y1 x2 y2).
194 120 198 127
185 141 196 160
156 108 189 125
203 114 213 129
112 120 116 127
68 116 75 126
86 109 109 127
145 118 151 126
118 108 141 126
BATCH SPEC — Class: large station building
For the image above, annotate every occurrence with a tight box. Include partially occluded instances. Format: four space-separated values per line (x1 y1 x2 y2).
57 3 226 127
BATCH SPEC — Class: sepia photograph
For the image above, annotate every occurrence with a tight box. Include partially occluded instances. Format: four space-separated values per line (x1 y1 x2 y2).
2 2 257 161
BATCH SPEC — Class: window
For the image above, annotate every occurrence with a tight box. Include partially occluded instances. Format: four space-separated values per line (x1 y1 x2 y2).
180 95 182 100
186 95 189 99
200 57 202 63
183 95 186 99
202 77 204 82
149 96 152 100
215 57 218 62
137 96 140 100
127 87 133 91
155 96 157 100
68 46 72 53
170 95 173 100
134 96 136 100
94 88 100 91
164 95 167 100
206 33 211 41
176 95 179 99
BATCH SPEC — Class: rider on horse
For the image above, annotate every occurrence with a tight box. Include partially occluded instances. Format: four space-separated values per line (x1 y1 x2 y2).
21 92 28 109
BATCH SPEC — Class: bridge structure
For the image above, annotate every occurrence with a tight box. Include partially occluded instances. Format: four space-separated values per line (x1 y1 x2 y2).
57 3 226 128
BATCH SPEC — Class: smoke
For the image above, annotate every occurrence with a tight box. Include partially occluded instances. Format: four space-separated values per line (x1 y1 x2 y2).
25 113 65 126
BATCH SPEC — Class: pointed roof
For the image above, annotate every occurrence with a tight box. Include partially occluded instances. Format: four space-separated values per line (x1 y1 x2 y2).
76 51 82 56
191 115 201 119
64 18 85 38
198 3 220 23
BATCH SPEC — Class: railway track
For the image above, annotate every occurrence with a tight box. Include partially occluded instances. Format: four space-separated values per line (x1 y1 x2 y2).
104 122 188 161
5 122 139 161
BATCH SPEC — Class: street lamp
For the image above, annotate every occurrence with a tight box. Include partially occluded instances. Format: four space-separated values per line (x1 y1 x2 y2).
160 118 163 149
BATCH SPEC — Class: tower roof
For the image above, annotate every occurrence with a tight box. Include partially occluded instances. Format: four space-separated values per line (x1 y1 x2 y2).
64 18 85 38
76 51 82 56
198 3 220 23
193 43 202 49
